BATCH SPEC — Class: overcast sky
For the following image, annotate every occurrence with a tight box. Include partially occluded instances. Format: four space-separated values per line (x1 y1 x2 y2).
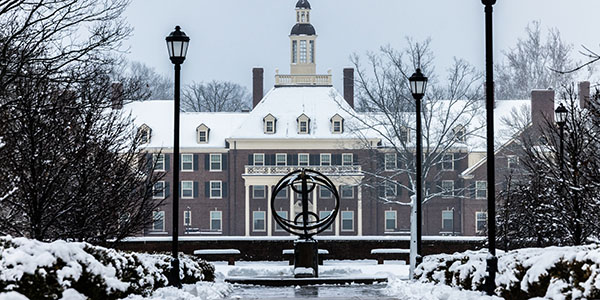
123 0 600 92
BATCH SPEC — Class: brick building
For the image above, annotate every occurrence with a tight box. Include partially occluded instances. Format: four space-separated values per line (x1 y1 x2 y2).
123 0 584 238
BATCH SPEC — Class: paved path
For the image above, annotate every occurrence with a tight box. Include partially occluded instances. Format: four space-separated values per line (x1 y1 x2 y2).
225 283 398 299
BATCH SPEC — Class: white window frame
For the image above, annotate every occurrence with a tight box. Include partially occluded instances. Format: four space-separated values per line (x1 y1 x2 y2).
181 154 193 172
319 186 332 199
384 210 397 231
210 180 222 199
183 210 192 226
152 211 165 231
333 120 342 133
253 185 266 199
198 130 207 143
181 181 193 199
442 153 454 171
342 153 353 166
299 40 307 63
340 185 354 199
341 211 354 231
385 181 397 198
276 153 287 166
275 187 288 199
385 153 397 171
154 154 165 172
475 181 487 199
299 120 308 134
139 125 151 144
441 180 454 198
254 153 264 166
507 155 519 169
275 211 288 232
319 211 333 231
210 154 222 171
442 210 454 232
320 153 331 166
476 211 487 233
210 211 222 231
265 120 274 133
153 181 165 199
400 127 410 143
253 211 266 232
298 153 309 166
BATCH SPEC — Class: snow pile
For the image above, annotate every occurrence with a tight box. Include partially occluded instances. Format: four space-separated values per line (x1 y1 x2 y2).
384 277 501 300
415 244 600 299
122 282 232 300
0 236 214 299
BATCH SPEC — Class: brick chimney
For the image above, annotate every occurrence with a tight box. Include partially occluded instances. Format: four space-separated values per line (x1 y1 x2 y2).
579 81 590 109
252 67 264 108
111 82 123 109
531 89 555 128
343 68 354 108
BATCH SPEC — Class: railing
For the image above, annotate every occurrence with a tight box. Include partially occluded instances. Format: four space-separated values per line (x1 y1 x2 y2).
275 74 332 86
245 165 361 175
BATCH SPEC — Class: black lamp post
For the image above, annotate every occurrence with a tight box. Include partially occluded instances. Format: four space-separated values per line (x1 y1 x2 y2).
166 25 190 288
408 68 427 271
482 0 497 295
555 103 568 170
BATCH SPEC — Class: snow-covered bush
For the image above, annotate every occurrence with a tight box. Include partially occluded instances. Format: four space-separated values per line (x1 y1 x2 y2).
415 244 600 299
0 236 214 299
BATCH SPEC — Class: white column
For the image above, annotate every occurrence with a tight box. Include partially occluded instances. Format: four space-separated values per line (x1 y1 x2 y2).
289 188 295 236
335 185 340 236
357 184 363 236
312 185 318 215
267 184 272 236
245 184 250 236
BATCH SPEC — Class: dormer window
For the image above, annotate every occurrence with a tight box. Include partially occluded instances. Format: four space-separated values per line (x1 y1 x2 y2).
297 114 310 134
196 124 210 144
263 114 277 134
330 114 344 134
138 124 152 144
453 125 466 142
400 126 410 143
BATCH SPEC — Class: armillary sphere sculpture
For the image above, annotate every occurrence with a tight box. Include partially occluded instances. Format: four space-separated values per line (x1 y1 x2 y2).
271 169 340 278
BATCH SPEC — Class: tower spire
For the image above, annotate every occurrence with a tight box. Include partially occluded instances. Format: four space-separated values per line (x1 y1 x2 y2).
290 0 316 75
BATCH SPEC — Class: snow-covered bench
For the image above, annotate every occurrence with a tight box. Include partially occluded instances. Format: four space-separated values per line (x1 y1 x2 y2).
193 249 241 265
282 249 329 265
370 248 410 264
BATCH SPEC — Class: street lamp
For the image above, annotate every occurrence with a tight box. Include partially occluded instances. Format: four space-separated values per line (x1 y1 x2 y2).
555 103 568 169
409 68 427 276
166 25 190 288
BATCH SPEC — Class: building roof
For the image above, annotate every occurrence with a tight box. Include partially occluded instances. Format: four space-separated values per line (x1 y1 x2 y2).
295 0 311 9
290 23 316 36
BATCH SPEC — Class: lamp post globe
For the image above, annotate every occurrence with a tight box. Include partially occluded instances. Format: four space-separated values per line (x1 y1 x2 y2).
555 103 568 128
555 103 568 171
408 68 427 277
165 25 189 288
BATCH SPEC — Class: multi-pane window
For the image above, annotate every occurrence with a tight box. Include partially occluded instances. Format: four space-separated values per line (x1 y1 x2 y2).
153 181 165 199
385 153 397 170
385 210 397 231
333 120 342 133
181 181 193 198
253 211 266 231
210 181 222 199
475 181 487 199
154 154 165 171
300 40 307 63
385 181 397 198
198 130 207 143
320 153 331 166
507 155 519 169
442 210 454 231
253 185 265 199
181 154 193 171
265 120 274 133
341 211 354 231
342 153 353 166
210 154 222 171
275 211 287 232
210 211 222 231
319 211 333 231
254 153 264 166
183 210 192 226
298 153 309 166
400 127 410 143
139 127 151 144
476 211 487 233
275 187 288 199
299 120 308 133
340 185 354 199
276 153 287 166
319 186 332 198
310 40 315 63
442 154 454 170
454 125 466 142
152 211 164 231
292 41 297 64
441 180 454 198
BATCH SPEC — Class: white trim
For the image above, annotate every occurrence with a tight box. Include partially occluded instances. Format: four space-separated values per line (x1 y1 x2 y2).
153 181 166 199
341 210 354 231
275 211 288 232
342 153 353 166
441 153 454 171
384 153 397 171
181 181 194 199
340 185 354 199
253 153 265 166
152 211 165 231
298 153 309 166
441 210 454 231
475 211 487 233
253 211 266 232
319 211 333 232
210 180 222 199
183 210 192 226
245 185 250 236
441 180 454 198
384 210 397 232
275 153 287 166
252 185 266 199
475 181 487 199
320 153 331 166
210 210 222 231
385 181 397 198
153 154 165 172
209 153 222 171
181 154 194 172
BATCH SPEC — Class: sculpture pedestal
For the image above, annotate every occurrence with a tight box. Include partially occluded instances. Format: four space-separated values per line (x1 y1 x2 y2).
293 239 318 278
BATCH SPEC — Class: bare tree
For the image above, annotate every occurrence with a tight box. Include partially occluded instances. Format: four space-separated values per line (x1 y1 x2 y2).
182 80 251 112
115 61 172 101
347 39 484 207
495 21 577 100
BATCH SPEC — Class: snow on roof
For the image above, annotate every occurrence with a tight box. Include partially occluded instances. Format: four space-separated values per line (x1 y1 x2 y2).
122 100 248 149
